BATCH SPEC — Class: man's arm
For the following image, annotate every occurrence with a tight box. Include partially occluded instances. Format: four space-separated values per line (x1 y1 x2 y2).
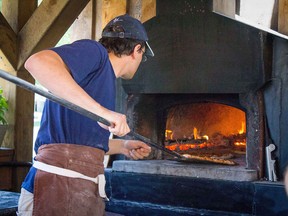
107 139 151 160
25 50 129 137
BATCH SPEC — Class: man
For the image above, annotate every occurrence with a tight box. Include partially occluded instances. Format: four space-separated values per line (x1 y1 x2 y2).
17 14 153 216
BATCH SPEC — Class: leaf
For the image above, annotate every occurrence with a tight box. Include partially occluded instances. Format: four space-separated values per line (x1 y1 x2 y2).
0 86 9 125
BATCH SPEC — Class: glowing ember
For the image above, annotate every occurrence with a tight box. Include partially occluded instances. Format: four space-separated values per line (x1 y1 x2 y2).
166 143 215 151
165 127 246 152
234 141 246 146
202 135 209 140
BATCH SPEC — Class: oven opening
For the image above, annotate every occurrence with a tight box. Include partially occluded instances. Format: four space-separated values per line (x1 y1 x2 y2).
164 102 246 165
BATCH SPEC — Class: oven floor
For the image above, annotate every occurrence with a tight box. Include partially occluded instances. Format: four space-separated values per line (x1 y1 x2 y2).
112 159 257 181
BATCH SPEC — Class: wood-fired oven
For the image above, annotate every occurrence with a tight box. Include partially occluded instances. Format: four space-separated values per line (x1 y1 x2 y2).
116 0 269 179
105 0 288 215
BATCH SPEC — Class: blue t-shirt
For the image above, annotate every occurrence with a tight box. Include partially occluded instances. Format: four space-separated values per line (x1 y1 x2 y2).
22 39 116 193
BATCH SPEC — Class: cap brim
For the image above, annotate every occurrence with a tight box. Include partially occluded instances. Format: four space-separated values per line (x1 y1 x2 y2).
145 41 154 57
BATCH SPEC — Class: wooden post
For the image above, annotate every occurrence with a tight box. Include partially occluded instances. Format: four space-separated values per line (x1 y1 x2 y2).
213 0 235 18
279 0 288 35
70 1 94 42
127 0 156 22
94 0 127 41
2 0 38 33
141 0 156 23
127 0 142 20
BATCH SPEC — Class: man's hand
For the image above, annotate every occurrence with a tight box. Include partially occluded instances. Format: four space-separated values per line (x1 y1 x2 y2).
107 139 151 159
122 140 151 160
98 110 130 137
107 112 130 137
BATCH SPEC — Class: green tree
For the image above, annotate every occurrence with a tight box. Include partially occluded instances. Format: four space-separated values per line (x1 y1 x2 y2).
0 88 8 125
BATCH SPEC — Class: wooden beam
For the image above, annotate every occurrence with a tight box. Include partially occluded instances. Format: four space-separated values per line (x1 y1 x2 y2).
127 0 142 20
0 13 17 70
94 0 126 40
127 0 156 22
141 0 156 23
2 0 38 33
213 0 236 18
2 0 19 33
279 0 288 35
94 0 155 40
70 1 93 42
17 0 91 70
13 69 35 191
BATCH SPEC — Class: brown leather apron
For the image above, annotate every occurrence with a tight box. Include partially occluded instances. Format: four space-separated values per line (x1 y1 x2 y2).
33 144 105 216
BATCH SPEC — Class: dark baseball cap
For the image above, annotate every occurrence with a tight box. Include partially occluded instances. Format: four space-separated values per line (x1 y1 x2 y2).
102 14 154 58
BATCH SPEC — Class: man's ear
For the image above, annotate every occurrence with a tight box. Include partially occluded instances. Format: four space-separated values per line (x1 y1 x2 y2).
133 44 142 54
131 44 142 59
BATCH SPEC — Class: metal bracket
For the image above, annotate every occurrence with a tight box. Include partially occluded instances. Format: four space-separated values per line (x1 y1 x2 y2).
265 143 277 181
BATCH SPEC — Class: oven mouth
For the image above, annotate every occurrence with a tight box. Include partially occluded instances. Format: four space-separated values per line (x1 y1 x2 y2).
120 92 262 180
164 102 246 166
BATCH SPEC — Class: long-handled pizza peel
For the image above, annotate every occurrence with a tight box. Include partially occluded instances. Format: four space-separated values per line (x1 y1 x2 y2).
0 69 238 165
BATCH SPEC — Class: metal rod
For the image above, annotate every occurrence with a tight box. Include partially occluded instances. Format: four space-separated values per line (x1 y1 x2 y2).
0 69 182 158
0 69 111 126
129 132 182 158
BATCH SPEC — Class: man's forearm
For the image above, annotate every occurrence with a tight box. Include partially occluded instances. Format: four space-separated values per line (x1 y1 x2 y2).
106 139 125 155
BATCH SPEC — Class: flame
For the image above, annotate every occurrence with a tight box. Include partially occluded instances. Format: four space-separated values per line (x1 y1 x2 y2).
166 142 215 151
193 127 205 139
234 141 246 146
202 135 209 140
238 122 245 134
193 127 198 139
165 130 173 140
165 125 246 152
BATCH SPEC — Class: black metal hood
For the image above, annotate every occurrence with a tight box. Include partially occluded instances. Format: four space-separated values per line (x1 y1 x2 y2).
122 0 272 94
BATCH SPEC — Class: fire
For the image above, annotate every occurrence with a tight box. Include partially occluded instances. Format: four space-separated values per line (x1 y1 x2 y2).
192 127 208 140
234 141 246 146
193 127 198 139
202 135 209 140
165 126 246 152
165 130 173 140
166 142 213 151
238 122 245 134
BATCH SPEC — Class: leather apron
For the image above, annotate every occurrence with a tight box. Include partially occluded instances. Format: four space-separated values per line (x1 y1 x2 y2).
33 144 105 216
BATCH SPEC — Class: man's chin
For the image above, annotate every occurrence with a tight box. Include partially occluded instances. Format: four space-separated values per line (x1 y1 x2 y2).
121 75 133 80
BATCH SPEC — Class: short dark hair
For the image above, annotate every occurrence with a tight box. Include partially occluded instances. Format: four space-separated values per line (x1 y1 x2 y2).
99 37 145 57
99 25 145 57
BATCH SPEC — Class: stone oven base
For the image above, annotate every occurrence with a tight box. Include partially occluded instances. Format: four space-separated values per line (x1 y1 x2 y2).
112 160 257 182
105 168 288 216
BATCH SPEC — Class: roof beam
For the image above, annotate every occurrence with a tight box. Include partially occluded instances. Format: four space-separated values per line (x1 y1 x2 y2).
279 0 288 35
0 13 17 70
127 0 156 22
213 0 236 18
2 0 38 33
94 0 126 40
17 0 90 70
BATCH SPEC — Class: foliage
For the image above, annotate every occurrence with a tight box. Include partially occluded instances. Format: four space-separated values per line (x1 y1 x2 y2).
0 88 8 125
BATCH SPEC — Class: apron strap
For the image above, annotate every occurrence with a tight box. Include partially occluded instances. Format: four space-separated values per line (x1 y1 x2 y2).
33 161 109 201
